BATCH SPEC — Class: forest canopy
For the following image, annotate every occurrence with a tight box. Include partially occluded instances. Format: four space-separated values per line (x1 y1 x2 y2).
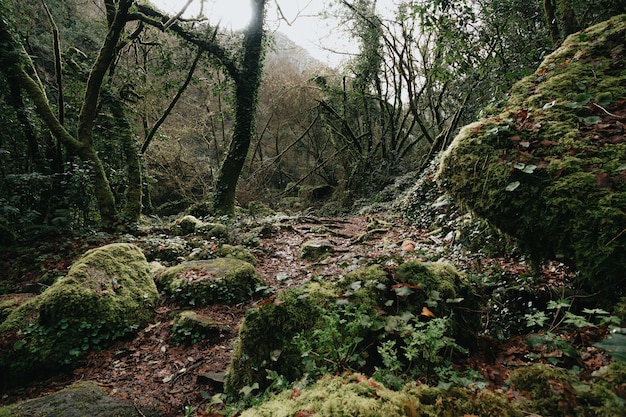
0 0 623 235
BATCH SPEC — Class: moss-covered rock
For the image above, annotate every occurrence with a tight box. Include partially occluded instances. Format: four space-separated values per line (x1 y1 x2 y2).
173 214 204 235
0 381 159 417
239 373 522 417
156 258 264 305
0 243 158 386
225 262 483 397
299 239 334 261
171 310 232 345
508 363 626 417
215 244 257 265
437 15 626 293
225 283 336 395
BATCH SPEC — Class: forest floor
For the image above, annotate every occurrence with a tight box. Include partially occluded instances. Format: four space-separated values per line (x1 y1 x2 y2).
1 205 616 416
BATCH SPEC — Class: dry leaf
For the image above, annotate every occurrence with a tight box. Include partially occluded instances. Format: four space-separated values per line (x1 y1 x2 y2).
421 306 436 318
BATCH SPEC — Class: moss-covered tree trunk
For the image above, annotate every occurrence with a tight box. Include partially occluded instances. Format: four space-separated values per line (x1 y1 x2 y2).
212 0 266 215
0 0 135 228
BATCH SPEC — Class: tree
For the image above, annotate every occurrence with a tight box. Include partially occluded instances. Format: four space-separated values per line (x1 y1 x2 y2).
211 0 267 214
0 0 134 228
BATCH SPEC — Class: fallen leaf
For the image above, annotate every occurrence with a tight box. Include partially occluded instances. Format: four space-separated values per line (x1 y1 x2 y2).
421 306 436 318
401 240 416 252
291 387 301 399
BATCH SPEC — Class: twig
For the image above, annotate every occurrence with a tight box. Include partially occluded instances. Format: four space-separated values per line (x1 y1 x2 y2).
134 403 147 417
592 102 625 119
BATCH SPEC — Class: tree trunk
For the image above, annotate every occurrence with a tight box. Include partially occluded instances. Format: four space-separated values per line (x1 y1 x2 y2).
212 0 266 215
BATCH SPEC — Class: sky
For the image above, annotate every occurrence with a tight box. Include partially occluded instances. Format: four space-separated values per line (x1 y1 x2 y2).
149 0 357 67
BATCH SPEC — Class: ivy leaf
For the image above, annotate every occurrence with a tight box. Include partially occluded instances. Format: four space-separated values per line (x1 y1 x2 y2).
594 334 626 363
582 116 601 125
506 181 520 191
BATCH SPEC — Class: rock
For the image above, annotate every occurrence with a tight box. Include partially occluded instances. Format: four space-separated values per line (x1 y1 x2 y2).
225 262 483 397
438 15 626 292
173 214 204 235
299 239 334 261
0 243 159 386
140 236 189 263
0 381 159 417
171 310 232 344
156 258 264 305
197 222 229 239
225 282 335 395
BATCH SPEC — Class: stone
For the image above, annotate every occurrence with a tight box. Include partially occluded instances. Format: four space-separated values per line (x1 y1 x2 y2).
0 381 159 417
299 238 334 261
156 258 264 305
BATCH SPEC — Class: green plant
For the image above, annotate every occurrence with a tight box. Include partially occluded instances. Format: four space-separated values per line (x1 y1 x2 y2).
294 301 382 379
374 315 468 386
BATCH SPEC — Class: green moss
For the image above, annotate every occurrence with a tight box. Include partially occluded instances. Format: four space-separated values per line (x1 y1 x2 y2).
438 15 626 292
239 374 522 417
0 243 158 386
0 296 39 331
0 381 159 417
299 239 334 261
225 285 336 396
338 264 391 307
171 310 229 344
157 258 264 305
37 243 158 327
216 244 257 265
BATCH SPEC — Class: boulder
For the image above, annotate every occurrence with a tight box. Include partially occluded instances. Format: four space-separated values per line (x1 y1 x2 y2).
171 310 232 345
299 238 334 261
156 258 264 305
225 262 482 396
438 15 626 292
0 243 158 385
0 381 159 417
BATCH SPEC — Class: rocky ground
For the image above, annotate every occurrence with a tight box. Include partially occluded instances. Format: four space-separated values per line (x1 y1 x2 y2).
4 201 611 416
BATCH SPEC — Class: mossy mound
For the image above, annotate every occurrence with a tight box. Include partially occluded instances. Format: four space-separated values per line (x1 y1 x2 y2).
225 283 336 395
508 363 626 417
171 310 232 345
156 258 264 305
438 15 626 293
0 243 158 386
239 373 522 417
225 262 483 397
0 381 159 417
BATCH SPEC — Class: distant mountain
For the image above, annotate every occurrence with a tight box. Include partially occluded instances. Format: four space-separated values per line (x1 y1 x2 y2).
267 31 327 73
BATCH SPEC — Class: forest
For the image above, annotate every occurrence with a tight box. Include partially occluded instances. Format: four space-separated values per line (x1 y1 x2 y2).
0 0 625 416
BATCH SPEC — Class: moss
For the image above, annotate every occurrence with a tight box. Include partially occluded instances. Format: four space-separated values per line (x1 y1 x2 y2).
438 15 626 293
0 297 40 335
37 243 158 327
215 244 257 265
171 310 230 344
239 374 522 417
173 214 204 235
0 243 158 386
196 222 229 239
0 380 159 417
338 264 391 307
299 239 335 261
225 284 336 396
157 258 264 305
508 364 596 417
